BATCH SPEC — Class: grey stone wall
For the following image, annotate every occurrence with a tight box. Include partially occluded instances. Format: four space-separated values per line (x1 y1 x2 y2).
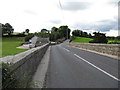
1 43 49 88
69 42 119 56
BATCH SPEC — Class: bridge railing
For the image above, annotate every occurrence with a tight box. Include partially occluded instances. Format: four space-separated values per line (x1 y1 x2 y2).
0 43 49 88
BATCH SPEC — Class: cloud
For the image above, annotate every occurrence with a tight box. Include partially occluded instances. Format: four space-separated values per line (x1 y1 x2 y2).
0 0 118 36
95 20 118 31
71 18 118 35
23 10 37 15
49 20 61 24
108 0 119 5
102 29 118 36
60 1 92 11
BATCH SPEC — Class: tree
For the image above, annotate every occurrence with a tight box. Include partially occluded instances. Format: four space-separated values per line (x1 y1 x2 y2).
72 30 89 37
41 29 48 33
25 29 30 34
50 25 71 41
67 28 71 39
51 27 58 32
89 32 108 43
83 32 88 37
72 30 82 37
1 24 6 35
58 25 70 39
88 33 92 38
2 23 14 36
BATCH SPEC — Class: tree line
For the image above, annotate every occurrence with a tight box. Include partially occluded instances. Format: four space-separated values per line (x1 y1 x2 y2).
71 30 108 43
1 23 120 44
72 30 92 38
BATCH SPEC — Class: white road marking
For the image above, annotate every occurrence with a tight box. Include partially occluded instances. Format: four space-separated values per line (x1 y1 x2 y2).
74 54 120 81
63 48 70 52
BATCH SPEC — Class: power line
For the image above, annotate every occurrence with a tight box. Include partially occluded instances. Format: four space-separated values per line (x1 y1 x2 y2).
58 0 66 25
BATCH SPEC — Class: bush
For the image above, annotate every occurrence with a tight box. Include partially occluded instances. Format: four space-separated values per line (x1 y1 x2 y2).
89 32 108 43
15 33 26 37
2 63 18 88
70 36 75 41
89 39 108 44
25 34 34 42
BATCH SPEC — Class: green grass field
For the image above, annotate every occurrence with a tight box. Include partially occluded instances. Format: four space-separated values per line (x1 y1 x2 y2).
1 37 28 58
72 37 93 43
108 40 120 44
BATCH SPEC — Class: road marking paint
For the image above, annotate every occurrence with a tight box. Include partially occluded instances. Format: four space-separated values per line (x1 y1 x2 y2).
74 54 120 81
63 48 70 52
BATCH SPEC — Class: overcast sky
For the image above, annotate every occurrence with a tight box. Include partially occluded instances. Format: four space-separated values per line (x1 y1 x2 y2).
0 0 119 36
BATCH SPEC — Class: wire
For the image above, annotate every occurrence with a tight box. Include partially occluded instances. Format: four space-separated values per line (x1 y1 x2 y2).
59 0 66 25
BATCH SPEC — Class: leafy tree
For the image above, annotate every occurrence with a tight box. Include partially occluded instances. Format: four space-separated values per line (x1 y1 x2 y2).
41 29 48 33
25 29 30 34
58 25 71 39
50 25 71 41
4 23 14 36
83 32 88 37
116 36 120 40
51 27 58 32
106 36 115 40
88 33 92 38
72 30 84 37
72 30 80 36
2 24 6 35
2 23 14 36
72 30 90 37
89 32 108 43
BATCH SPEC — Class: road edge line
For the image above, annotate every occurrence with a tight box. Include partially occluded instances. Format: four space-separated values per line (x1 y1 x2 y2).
74 53 120 81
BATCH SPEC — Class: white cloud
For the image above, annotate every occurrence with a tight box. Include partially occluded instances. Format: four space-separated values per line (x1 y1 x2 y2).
0 0 118 36
102 30 118 36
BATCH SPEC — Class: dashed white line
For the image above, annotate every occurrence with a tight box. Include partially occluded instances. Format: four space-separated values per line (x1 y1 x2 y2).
63 48 70 52
74 54 120 81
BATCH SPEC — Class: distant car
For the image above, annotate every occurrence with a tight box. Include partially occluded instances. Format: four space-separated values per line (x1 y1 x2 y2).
50 42 57 45
29 43 36 48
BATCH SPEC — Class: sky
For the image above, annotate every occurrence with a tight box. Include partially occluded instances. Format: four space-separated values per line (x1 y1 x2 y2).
0 0 119 36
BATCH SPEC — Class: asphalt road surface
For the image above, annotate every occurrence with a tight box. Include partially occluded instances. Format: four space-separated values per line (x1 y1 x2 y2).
46 40 119 88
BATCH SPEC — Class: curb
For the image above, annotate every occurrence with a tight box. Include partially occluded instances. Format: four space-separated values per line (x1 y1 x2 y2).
68 44 119 60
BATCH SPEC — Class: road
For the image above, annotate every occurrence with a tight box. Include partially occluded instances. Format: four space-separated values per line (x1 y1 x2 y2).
45 40 119 88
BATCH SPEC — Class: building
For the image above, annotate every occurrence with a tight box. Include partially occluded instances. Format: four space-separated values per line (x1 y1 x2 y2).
29 36 50 48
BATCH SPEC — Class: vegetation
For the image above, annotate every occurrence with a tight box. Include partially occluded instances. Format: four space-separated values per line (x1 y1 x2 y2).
2 62 19 88
50 25 71 42
72 30 92 38
2 62 31 88
108 40 120 44
89 32 108 43
107 36 120 44
107 36 120 41
1 22 120 57
71 36 93 43
24 31 50 42
2 37 28 57
71 30 109 44
2 23 14 36
25 34 34 42
25 29 30 34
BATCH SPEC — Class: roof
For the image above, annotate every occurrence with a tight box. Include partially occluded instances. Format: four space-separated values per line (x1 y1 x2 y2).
30 36 50 44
